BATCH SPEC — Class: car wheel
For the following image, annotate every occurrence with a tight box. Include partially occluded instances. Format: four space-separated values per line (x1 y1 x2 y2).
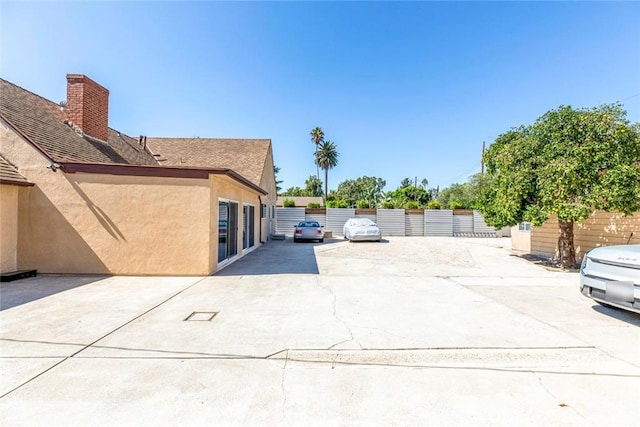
293 238 299 243
319 238 324 243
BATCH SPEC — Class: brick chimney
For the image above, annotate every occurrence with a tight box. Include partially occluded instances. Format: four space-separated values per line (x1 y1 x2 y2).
66 74 109 141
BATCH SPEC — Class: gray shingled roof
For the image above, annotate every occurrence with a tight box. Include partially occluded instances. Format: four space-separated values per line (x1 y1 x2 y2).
0 78 158 166
145 138 271 186
0 154 31 185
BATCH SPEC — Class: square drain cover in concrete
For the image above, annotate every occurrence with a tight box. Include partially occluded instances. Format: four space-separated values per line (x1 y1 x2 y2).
184 311 218 321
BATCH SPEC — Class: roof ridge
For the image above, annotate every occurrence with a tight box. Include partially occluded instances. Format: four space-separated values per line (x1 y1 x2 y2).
0 78 62 110
146 136 271 141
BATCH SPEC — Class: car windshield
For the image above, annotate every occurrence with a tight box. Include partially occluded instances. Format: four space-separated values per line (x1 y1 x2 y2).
298 222 320 227
350 218 375 226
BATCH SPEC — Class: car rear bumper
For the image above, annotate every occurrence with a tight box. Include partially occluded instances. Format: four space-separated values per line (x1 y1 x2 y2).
348 234 381 241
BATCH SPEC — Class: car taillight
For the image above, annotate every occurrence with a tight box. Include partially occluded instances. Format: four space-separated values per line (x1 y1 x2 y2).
317 229 322 234
295 229 302 234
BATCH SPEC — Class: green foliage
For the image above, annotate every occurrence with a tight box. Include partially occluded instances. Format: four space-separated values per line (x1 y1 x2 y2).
405 201 420 209
380 200 396 209
400 178 412 188
479 103 640 268
326 199 349 208
356 199 370 209
336 176 386 207
283 199 296 208
427 200 441 209
315 140 339 198
386 185 431 208
280 175 324 197
304 175 324 197
437 173 491 210
280 187 306 197
310 127 325 179
274 165 283 194
307 202 321 208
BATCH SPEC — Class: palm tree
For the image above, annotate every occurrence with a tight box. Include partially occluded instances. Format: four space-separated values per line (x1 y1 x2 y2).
310 127 324 179
315 140 339 199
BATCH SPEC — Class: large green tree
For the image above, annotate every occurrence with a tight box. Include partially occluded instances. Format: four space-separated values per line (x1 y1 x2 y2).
336 176 386 207
304 175 324 197
310 127 324 179
479 104 640 268
274 165 283 194
438 173 490 209
315 140 339 199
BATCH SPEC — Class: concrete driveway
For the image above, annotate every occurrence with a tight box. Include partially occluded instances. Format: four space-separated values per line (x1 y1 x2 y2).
1 237 639 425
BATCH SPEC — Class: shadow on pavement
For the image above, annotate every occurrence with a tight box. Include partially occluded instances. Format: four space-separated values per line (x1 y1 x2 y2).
0 275 108 311
214 237 340 276
591 304 640 326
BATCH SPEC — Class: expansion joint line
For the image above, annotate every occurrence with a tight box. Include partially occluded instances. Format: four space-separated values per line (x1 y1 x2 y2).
0 276 209 399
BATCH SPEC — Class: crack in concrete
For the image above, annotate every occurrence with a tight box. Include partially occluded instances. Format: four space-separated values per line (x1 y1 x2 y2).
533 372 588 422
280 349 290 426
320 278 362 350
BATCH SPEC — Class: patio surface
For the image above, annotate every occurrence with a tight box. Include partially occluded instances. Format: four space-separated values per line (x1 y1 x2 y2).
1 237 638 425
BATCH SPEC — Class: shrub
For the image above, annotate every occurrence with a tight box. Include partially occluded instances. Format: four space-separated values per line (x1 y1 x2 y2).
449 201 464 210
283 199 296 208
380 200 396 209
427 200 441 209
307 202 321 208
326 199 349 208
356 199 370 209
405 201 420 209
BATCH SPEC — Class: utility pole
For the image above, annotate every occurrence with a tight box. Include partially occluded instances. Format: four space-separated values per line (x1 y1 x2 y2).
481 141 485 174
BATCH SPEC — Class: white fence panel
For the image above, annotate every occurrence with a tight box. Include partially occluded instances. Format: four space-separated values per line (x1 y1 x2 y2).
275 208 305 236
305 213 327 227
376 209 406 236
326 208 356 235
424 210 453 236
405 213 425 236
473 211 496 233
453 215 474 234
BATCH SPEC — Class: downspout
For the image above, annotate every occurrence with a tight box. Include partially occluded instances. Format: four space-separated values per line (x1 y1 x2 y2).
259 196 265 244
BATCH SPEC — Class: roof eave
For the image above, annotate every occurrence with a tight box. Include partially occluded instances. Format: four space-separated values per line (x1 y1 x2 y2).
60 162 268 195
0 179 34 187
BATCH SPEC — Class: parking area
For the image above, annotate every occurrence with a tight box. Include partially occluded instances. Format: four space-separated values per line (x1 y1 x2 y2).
1 237 639 425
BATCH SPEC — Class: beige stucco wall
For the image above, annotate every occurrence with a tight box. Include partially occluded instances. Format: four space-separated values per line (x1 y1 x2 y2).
531 211 640 260
209 175 263 270
258 144 277 240
510 226 531 253
1 184 21 272
1 120 264 275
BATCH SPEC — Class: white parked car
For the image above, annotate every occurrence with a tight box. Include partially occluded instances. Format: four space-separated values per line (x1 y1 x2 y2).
343 218 382 242
580 244 640 314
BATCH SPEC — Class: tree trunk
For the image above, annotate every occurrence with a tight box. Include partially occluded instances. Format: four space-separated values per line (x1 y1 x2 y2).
557 220 576 269
315 146 319 180
324 167 328 201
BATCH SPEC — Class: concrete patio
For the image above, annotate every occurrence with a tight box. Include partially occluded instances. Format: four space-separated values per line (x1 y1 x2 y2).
1 237 638 425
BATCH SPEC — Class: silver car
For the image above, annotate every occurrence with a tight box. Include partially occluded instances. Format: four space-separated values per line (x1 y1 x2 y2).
580 244 640 314
343 218 382 242
293 221 324 243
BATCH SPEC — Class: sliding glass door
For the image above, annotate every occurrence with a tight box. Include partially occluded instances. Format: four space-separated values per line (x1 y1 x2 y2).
218 200 238 263
243 204 255 250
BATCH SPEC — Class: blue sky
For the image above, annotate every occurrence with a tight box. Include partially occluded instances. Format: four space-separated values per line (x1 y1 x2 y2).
2 1 639 193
